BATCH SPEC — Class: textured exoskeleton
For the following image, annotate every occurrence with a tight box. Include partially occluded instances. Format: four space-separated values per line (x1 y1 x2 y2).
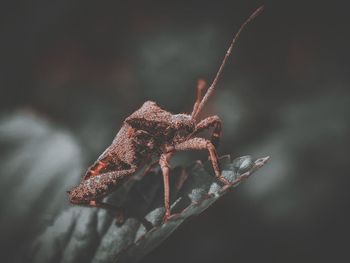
68 6 264 222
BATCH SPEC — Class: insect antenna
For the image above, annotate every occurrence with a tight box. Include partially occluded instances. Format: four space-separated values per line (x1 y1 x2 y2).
192 6 264 120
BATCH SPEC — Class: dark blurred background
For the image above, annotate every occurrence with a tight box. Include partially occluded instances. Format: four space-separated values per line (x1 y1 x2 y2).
1 0 350 262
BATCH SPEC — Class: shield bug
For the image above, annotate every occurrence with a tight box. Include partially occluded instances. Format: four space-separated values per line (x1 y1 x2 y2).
68 6 264 223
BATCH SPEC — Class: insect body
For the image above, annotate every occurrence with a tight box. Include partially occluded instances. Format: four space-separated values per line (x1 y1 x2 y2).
68 6 264 222
68 102 196 204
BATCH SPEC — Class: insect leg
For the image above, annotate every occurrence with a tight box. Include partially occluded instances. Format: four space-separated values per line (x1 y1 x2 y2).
174 137 230 185
159 152 174 222
189 115 222 147
141 158 159 177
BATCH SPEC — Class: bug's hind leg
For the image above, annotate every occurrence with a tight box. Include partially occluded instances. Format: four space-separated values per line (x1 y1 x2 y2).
174 137 230 185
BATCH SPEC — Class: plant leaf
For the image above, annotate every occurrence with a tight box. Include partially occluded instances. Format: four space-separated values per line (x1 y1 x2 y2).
0 112 268 263
32 155 268 263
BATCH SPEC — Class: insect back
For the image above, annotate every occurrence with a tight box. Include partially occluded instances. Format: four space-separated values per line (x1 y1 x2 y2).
125 101 194 144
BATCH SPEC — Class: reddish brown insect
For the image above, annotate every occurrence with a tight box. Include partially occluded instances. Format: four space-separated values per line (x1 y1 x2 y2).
68 6 264 223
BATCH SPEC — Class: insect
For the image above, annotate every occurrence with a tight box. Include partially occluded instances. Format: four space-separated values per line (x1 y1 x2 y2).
68 6 264 223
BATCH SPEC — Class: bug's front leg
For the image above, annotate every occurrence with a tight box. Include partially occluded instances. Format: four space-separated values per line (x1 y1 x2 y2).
189 115 222 147
174 137 230 185
159 152 174 222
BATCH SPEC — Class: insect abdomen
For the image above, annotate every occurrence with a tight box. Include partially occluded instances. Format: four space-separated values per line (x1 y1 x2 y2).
68 172 127 204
